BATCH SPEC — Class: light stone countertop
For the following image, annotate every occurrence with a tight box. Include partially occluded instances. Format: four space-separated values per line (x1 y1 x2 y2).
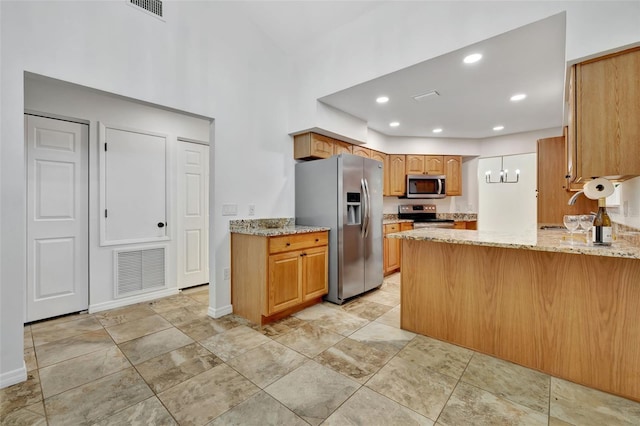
229 218 329 237
383 219 414 225
387 228 640 260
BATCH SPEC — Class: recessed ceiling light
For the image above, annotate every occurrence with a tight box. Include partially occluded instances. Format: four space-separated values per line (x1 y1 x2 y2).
412 90 440 102
389 121 400 127
432 128 443 133
463 53 482 64
376 96 389 104
493 125 505 131
510 93 527 101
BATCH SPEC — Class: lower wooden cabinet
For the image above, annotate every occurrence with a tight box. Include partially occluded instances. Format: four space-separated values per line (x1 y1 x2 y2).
384 222 413 275
453 220 477 230
232 231 328 325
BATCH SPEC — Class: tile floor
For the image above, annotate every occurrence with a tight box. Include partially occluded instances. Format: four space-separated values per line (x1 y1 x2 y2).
2 273 640 425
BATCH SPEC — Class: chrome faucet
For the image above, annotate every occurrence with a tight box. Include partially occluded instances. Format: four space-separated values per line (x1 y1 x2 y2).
568 190 584 205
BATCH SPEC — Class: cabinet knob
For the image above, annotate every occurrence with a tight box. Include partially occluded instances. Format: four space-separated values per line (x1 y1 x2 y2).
286 242 290 246
315 238 319 242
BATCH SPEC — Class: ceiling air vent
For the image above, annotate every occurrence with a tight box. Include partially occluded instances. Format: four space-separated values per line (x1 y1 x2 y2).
130 0 163 19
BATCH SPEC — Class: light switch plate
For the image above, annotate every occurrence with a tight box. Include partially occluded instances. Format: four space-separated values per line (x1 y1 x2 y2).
248 204 255 216
223 267 230 280
222 204 237 216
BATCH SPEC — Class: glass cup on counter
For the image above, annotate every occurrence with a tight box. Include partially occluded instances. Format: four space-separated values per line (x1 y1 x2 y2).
563 215 580 244
579 214 596 244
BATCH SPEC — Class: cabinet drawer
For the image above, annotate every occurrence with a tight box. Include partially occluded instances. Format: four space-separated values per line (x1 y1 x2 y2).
269 232 328 254
384 223 400 234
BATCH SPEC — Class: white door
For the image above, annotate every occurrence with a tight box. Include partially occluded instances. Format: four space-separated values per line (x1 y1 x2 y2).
177 141 209 289
26 115 89 322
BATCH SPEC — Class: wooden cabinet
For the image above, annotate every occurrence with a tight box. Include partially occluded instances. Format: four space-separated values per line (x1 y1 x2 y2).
370 150 389 196
538 136 597 224
444 155 462 196
424 155 444 174
333 140 352 155
405 155 425 175
388 155 406 196
231 231 328 325
569 47 640 182
294 133 333 160
352 145 371 158
383 223 401 275
453 221 477 230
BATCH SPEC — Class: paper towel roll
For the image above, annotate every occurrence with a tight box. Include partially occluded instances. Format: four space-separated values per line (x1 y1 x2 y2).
583 178 615 200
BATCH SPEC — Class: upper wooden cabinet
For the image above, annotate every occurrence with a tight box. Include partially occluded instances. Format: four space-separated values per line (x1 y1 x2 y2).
352 145 371 158
538 136 597 224
388 155 406 196
444 156 462 196
424 156 444 174
294 133 333 160
569 47 640 181
370 150 389 196
405 155 425 175
333 140 352 156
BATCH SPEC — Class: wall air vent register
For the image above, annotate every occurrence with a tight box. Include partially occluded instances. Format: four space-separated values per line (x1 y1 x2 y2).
130 0 163 19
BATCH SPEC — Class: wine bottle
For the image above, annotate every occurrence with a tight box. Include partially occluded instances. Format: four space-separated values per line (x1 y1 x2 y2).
592 198 612 246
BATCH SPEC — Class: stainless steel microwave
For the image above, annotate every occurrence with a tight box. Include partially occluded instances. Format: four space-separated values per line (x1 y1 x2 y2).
406 174 446 198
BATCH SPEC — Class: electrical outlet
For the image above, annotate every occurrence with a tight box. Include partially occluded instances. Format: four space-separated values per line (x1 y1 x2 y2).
223 267 230 280
248 204 255 216
222 204 237 216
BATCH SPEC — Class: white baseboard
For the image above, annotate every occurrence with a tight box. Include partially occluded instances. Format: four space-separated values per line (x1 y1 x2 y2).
208 304 232 319
0 362 27 389
89 288 179 314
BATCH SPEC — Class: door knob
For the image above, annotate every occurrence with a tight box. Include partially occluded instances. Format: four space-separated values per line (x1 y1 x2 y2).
157 222 165 228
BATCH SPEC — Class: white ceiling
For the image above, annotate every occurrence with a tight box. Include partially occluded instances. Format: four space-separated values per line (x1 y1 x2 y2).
318 13 567 139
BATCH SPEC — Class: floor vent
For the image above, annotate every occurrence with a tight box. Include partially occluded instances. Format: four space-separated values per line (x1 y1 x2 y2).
130 0 163 18
116 247 166 297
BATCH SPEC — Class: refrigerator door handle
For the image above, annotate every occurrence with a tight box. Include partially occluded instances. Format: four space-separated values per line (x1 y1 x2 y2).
363 178 371 238
360 178 368 238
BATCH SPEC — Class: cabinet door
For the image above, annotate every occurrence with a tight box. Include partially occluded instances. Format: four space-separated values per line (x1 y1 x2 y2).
333 140 352 155
311 134 334 159
383 224 401 274
352 146 371 158
405 155 425 174
389 155 406 196
424 156 444 174
444 156 462 196
302 246 328 300
576 47 640 178
370 150 389 196
268 251 302 314
400 222 413 231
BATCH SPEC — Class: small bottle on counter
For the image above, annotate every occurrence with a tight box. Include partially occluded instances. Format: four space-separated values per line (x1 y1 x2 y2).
592 198 612 246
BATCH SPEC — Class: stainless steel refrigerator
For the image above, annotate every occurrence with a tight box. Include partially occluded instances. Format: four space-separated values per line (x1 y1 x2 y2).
295 154 383 304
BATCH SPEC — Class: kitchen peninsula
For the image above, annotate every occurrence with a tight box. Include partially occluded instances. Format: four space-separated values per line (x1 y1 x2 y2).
388 228 640 402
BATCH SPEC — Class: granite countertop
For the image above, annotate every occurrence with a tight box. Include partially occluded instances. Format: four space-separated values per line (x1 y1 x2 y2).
229 218 329 237
387 228 640 259
383 213 477 224
383 219 414 225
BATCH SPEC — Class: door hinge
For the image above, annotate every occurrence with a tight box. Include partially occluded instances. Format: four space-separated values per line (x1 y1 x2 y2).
105 209 108 218
104 142 107 151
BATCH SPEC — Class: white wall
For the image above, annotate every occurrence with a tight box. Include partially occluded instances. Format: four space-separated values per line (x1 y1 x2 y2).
24 75 211 311
1 1 291 387
609 177 640 230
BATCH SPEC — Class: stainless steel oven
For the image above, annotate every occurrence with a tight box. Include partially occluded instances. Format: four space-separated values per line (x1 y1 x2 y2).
398 204 454 228
406 174 446 198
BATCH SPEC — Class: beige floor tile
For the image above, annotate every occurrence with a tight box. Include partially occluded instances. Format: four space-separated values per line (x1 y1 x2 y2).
366 356 457 420
384 272 401 285
34 329 115 368
44 367 153 426
181 284 209 296
186 292 209 305
135 342 222 393
339 298 394 321
119 327 194 365
148 294 202 314
228 340 307 388
199 325 271 362
294 303 369 336
31 316 103 346
24 347 37 372
360 289 401 307
0 402 47 426
94 304 156 327
106 314 172 344
92 396 177 426
314 337 393 384
374 305 401 328
461 352 550 414
0 371 42 421
349 321 415 355
176 316 236 341
549 417 575 425
23 326 33 349
29 312 89 329
39 346 131 398
159 305 209 327
265 360 360 426
275 323 344 358
550 378 640 425
397 335 473 380
438 382 548 426
250 316 306 338
379 279 401 296
324 386 433 425
209 391 307 426
158 364 259 425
